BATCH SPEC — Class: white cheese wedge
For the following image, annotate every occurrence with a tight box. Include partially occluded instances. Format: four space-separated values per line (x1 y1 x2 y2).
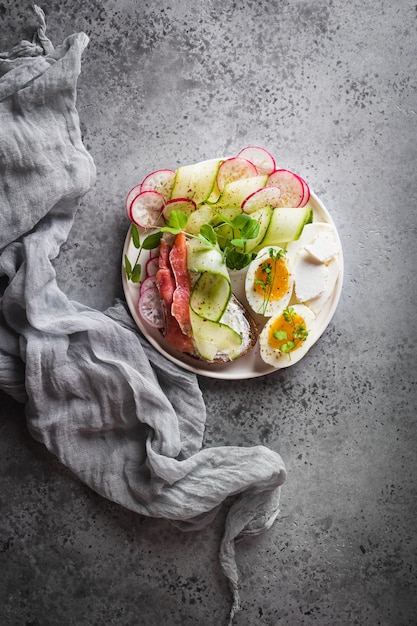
286 222 336 258
294 250 328 302
304 229 339 263
306 257 341 314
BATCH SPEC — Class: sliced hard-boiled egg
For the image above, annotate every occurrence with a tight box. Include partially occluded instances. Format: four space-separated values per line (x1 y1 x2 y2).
259 304 316 368
245 246 293 317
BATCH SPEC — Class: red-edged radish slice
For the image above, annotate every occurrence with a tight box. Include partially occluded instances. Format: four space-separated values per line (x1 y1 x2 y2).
237 146 276 175
298 177 311 207
126 184 142 218
241 185 282 214
267 169 305 208
148 247 159 259
162 197 197 221
129 190 165 229
141 169 176 201
216 157 258 192
145 256 160 277
138 286 164 329
140 275 158 294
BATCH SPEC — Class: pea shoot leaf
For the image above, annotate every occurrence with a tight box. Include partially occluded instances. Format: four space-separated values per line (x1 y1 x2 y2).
124 254 132 278
231 213 251 229
225 248 252 270
199 224 217 246
241 218 260 240
168 209 188 230
131 264 142 283
142 231 163 249
230 238 246 248
131 223 140 249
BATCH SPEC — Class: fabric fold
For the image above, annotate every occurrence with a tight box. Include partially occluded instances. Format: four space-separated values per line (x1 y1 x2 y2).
0 6 287 623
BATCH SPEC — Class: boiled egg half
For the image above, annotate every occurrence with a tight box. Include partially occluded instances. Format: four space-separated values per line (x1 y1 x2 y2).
259 304 316 367
245 246 293 317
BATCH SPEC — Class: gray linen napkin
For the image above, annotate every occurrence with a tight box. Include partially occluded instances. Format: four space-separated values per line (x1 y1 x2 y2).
0 7 286 623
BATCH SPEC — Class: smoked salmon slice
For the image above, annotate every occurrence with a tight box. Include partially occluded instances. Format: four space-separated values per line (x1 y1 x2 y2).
170 232 192 336
156 238 175 304
156 236 194 354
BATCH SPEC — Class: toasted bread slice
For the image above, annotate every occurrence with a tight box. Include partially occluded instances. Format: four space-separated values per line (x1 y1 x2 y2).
194 294 258 363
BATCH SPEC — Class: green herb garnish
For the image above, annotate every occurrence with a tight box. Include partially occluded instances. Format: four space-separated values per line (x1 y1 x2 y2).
125 207 266 283
273 306 309 358
161 209 261 270
254 248 287 315
124 223 162 282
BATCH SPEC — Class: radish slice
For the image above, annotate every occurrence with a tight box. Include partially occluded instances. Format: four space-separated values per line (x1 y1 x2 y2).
129 190 165 229
241 186 282 214
145 256 160 277
299 177 311 207
126 184 142 218
237 146 276 175
267 169 305 208
162 197 197 221
216 157 258 192
140 275 159 294
141 169 176 201
138 286 164 329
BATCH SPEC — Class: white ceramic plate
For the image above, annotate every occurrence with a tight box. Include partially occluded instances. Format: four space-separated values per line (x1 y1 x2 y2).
122 191 343 379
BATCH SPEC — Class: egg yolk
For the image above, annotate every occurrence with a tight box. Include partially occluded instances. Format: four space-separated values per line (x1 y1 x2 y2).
268 311 308 353
253 256 289 301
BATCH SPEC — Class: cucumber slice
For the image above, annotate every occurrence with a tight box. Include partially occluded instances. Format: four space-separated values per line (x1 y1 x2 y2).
208 175 268 209
187 238 230 281
257 206 313 249
244 205 273 253
206 179 221 204
211 206 242 226
171 158 222 204
186 205 216 234
189 309 242 362
190 272 231 322
162 197 196 221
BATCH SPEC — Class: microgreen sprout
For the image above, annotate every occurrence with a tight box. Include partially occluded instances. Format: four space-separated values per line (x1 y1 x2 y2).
254 248 287 315
273 306 309 358
126 208 267 283
161 209 261 270
211 211 261 270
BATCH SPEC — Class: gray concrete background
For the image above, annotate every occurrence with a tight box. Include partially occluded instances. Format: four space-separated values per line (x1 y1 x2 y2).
1 1 416 625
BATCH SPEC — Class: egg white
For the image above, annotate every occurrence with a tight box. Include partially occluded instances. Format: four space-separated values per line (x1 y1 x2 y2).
245 246 293 317
259 304 316 368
